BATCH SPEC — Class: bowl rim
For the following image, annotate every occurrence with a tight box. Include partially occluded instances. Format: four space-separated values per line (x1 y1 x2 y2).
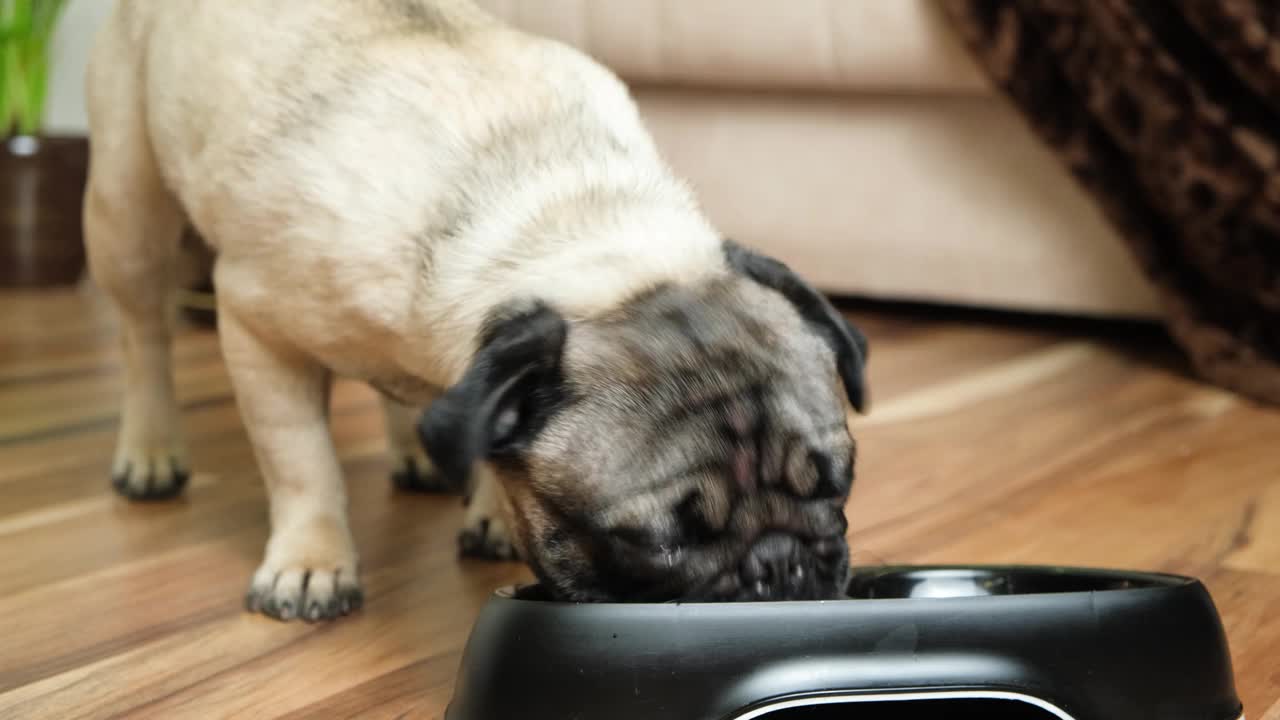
492 563 1199 606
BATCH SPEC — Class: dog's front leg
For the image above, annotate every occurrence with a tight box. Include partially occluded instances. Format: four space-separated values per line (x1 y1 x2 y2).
218 310 361 622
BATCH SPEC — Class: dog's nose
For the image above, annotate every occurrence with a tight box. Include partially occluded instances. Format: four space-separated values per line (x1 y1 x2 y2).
739 533 821 600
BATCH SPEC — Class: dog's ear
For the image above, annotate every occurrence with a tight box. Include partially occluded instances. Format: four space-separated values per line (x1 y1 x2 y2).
418 301 568 488
723 239 869 413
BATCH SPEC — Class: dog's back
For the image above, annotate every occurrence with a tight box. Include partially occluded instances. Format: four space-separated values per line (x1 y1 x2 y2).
93 0 530 250
87 0 721 382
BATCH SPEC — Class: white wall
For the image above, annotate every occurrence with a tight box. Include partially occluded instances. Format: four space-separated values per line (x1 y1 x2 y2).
46 0 115 135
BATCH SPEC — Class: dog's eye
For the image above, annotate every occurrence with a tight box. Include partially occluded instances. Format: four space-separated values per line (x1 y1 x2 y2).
492 406 520 446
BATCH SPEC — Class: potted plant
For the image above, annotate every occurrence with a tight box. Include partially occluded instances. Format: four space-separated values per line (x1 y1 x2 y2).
0 0 85 288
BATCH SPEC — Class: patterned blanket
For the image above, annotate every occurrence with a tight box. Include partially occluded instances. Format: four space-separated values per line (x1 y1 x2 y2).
944 0 1280 405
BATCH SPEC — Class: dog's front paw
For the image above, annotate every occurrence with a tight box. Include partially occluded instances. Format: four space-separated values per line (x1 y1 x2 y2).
458 470 519 561
111 450 189 501
459 513 520 561
391 448 460 494
246 519 362 622
245 565 363 623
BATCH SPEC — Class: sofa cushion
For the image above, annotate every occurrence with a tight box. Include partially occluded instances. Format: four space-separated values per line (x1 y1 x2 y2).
476 0 991 94
631 88 1160 318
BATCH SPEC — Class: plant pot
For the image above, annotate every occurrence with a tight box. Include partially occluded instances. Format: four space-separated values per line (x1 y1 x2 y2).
0 135 89 288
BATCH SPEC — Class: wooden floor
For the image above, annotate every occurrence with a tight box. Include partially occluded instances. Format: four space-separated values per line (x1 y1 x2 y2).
2 285 1279 719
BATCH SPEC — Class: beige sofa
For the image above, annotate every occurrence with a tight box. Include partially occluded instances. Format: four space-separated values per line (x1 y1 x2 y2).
478 0 1161 319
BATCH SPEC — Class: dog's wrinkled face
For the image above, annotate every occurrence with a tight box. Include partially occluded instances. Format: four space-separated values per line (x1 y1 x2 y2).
420 241 868 602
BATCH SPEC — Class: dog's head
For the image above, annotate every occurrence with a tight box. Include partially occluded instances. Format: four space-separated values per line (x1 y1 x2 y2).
419 240 867 602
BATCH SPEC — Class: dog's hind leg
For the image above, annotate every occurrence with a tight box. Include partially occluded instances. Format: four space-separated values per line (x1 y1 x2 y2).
84 38 190 501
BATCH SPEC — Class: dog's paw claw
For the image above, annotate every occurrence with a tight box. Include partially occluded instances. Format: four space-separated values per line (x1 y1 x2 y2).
308 595 347 623
341 588 364 614
275 599 297 621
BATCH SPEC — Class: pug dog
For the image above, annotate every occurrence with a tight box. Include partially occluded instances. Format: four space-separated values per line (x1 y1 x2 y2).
84 0 868 621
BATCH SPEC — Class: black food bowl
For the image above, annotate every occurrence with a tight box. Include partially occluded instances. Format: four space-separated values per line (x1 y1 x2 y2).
446 565 1241 720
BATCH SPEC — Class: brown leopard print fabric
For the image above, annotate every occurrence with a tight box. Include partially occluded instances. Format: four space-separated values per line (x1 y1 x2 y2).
943 0 1280 405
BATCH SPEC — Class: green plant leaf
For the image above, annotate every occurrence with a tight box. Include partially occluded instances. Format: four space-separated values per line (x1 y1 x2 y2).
0 0 68 134
5 38 26 134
